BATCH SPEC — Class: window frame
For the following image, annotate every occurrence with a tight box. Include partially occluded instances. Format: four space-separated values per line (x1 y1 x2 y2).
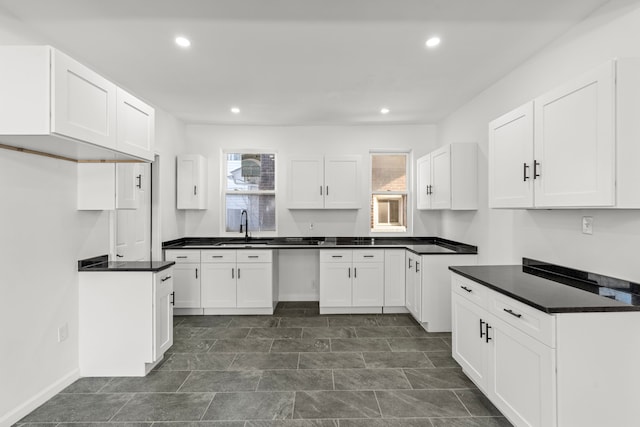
220 149 278 237
369 151 411 236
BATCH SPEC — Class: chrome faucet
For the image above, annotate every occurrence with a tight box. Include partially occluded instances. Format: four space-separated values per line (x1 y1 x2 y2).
239 210 249 242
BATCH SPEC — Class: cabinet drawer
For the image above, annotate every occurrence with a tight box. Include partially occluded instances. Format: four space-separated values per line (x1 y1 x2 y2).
320 250 353 263
451 273 488 308
165 250 200 263
201 250 237 263
156 268 175 286
237 250 272 263
353 250 383 263
489 292 556 348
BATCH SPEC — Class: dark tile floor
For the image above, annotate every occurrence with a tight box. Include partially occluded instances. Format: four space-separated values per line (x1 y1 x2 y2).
16 302 512 426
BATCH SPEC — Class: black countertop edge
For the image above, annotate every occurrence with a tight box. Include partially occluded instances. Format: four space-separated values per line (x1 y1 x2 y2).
161 236 478 255
449 258 640 313
78 254 175 272
523 258 640 296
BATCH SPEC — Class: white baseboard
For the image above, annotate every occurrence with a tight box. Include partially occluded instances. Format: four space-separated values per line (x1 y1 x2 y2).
1 368 80 427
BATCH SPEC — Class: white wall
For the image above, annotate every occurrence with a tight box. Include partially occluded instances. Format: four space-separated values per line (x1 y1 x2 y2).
438 0 640 282
184 124 441 238
0 8 188 423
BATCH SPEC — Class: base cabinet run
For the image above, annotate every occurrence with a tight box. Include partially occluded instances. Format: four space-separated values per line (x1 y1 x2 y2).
451 272 640 427
79 268 174 377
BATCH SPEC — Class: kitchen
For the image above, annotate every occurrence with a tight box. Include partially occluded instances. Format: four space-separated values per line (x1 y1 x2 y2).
2 1 640 426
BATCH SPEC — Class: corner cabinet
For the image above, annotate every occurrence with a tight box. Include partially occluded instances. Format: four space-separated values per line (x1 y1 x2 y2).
79 268 174 377
288 155 361 209
177 154 208 210
416 143 477 210
0 45 155 161
489 58 640 209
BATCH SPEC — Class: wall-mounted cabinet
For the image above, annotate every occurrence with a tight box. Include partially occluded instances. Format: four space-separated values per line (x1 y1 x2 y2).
288 155 361 209
0 46 155 161
177 154 208 210
489 58 640 209
416 143 477 210
77 162 142 210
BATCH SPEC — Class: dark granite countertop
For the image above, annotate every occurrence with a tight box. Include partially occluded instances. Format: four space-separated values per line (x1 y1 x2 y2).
162 236 477 255
450 258 640 313
78 255 175 272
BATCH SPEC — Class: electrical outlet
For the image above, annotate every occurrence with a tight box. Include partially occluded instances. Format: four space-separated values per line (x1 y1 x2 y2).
582 216 593 235
58 323 68 343
309 223 315 230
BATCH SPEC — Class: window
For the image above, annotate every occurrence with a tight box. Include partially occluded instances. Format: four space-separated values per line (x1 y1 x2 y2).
224 152 276 234
371 153 408 232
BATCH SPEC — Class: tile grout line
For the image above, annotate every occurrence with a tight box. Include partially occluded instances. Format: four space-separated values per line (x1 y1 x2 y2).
227 352 240 370
372 389 385 419
199 391 216 421
453 389 474 416
106 391 135 422
175 370 194 392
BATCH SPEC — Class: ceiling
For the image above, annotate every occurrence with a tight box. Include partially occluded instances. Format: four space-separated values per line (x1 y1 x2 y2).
0 0 613 125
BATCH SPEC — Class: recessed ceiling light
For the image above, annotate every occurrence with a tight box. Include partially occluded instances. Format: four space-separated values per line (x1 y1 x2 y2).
231 107 241 114
380 108 390 115
425 36 441 48
175 36 191 48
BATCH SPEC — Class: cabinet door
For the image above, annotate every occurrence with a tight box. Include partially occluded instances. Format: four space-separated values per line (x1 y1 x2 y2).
534 61 615 207
177 155 207 209
116 163 139 209
154 271 174 359
320 262 352 307
416 155 431 210
51 49 117 149
288 157 324 209
324 156 361 209
352 262 384 307
489 318 556 427
384 250 405 307
236 263 273 308
201 263 236 308
488 102 535 208
452 293 489 392
405 255 416 315
116 87 155 161
172 264 201 308
430 146 452 209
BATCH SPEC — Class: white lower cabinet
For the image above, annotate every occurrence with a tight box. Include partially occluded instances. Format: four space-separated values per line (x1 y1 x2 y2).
406 253 477 331
383 250 406 311
319 250 383 314
165 250 201 310
450 272 640 427
79 268 174 377
201 249 276 314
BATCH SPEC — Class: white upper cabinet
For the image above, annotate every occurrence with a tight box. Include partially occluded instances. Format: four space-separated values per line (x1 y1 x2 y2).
489 58 640 209
324 156 361 209
534 61 615 208
416 143 477 210
0 46 154 161
51 49 117 149
288 155 361 209
116 87 155 161
177 154 208 210
288 157 324 209
488 102 534 208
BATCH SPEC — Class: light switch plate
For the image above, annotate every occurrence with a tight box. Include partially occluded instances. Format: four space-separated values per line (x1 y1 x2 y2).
582 216 593 235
